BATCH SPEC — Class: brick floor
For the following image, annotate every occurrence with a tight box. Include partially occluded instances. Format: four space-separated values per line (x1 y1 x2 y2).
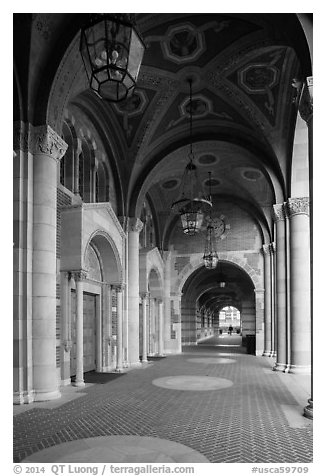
13 337 313 463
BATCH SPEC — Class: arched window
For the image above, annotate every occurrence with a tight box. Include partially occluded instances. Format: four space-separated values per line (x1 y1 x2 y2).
60 121 75 189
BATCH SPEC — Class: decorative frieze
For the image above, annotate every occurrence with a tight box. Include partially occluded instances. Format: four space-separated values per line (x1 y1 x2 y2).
286 197 310 218
33 125 68 161
273 203 286 222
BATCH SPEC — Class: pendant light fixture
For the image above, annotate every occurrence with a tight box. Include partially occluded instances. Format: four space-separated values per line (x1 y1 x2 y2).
203 172 218 269
171 78 212 235
80 14 145 102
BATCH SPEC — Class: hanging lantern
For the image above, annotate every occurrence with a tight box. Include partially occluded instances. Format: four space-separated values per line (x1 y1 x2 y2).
203 221 219 269
171 78 212 235
203 172 218 269
80 14 145 102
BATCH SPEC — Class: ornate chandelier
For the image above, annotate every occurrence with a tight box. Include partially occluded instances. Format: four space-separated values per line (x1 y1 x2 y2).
80 14 145 102
203 173 218 269
171 78 212 235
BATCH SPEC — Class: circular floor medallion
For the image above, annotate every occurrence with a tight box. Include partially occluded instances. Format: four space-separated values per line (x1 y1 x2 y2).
22 435 209 463
187 357 236 364
152 375 233 391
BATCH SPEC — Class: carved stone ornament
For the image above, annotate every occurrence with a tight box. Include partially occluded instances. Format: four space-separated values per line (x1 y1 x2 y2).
71 270 88 282
262 244 271 255
273 203 285 222
140 291 150 300
33 125 68 161
111 283 125 293
63 340 73 352
286 197 310 218
13 121 31 152
128 217 144 233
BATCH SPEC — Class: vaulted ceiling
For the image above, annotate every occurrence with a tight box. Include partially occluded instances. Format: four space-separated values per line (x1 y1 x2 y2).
13 13 312 249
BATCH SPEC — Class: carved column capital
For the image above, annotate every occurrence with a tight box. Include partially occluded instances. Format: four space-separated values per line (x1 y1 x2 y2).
13 121 32 152
128 217 143 233
285 197 310 218
71 270 88 282
111 283 125 293
273 203 286 222
262 244 271 256
32 125 68 161
140 291 150 300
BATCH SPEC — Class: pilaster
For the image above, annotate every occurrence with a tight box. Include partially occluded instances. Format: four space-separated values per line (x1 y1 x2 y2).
71 270 87 387
112 283 125 372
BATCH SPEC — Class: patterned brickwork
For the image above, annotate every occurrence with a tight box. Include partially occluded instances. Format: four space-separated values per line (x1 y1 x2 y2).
13 341 312 464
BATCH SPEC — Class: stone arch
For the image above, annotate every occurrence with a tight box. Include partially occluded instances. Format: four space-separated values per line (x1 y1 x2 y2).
148 266 163 299
84 229 123 284
175 254 262 295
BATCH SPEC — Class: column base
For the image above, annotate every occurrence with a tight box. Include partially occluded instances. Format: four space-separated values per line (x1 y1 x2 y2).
73 380 85 388
129 361 143 368
33 389 61 402
288 364 311 374
13 390 35 405
304 398 313 420
273 362 287 372
61 378 72 386
262 350 272 357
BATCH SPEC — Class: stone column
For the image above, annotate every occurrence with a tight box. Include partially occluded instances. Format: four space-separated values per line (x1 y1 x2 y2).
13 122 34 404
255 289 265 355
299 77 313 418
112 284 124 372
32 125 67 401
60 271 72 385
270 242 277 357
73 270 87 387
102 283 111 372
149 297 155 355
286 198 311 374
262 244 272 356
140 292 149 363
158 299 164 356
273 204 287 371
163 251 172 352
127 218 143 366
119 216 129 368
170 292 182 354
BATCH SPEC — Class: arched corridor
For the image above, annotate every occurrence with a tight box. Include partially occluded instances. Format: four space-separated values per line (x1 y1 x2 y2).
181 261 260 351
